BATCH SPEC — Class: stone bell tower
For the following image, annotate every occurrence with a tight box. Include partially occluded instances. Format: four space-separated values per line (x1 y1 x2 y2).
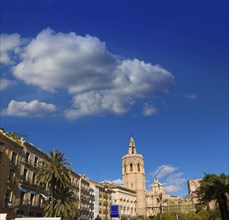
122 137 146 216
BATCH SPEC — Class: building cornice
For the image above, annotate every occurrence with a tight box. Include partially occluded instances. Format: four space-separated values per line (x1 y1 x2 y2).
122 154 144 160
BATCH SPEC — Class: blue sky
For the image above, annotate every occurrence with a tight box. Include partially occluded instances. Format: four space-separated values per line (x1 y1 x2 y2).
0 0 228 196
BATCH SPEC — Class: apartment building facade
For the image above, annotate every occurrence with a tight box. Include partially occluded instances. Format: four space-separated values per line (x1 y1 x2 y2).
0 130 47 219
111 185 137 219
78 175 91 220
90 181 114 220
0 129 91 220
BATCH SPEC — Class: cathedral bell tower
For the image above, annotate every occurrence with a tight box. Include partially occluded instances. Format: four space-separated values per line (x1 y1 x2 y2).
122 137 146 216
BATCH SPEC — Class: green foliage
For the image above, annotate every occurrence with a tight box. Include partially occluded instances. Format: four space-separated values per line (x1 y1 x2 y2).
196 210 210 220
161 212 176 220
196 173 229 220
150 208 220 220
197 173 229 203
36 150 72 189
208 206 221 220
43 186 78 220
36 150 77 219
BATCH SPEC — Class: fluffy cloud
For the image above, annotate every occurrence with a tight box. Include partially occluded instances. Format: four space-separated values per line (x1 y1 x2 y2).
4 28 175 119
185 93 196 100
0 33 21 64
0 79 16 90
65 90 135 119
150 165 186 193
112 179 122 186
2 100 58 117
143 103 157 116
13 28 117 93
164 172 186 193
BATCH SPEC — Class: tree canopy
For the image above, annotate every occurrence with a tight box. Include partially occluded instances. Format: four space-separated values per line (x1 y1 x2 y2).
36 150 77 219
196 173 229 220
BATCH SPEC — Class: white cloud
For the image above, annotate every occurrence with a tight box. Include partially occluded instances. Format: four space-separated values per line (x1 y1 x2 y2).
143 103 157 116
0 33 21 64
185 93 196 100
151 165 177 179
164 172 186 193
13 28 117 93
0 79 16 90
65 91 135 119
4 28 175 119
2 100 58 117
150 165 186 194
114 59 174 98
112 179 122 186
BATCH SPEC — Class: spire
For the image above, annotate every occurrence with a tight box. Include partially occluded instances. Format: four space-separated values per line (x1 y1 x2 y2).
128 136 136 154
129 136 135 147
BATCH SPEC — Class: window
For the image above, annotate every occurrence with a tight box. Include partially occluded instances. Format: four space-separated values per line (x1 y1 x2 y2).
20 191 25 204
32 173 36 184
11 152 17 164
132 148 135 154
38 195 42 207
5 189 12 207
131 183 133 188
30 194 35 205
0 142 4 164
130 163 133 172
124 164 126 173
0 142 4 153
23 168 28 181
8 169 15 182
34 157 38 167
138 163 140 172
25 152 30 163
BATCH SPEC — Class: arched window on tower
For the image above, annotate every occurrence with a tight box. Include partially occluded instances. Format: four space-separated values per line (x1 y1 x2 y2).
132 148 135 154
124 164 126 173
130 163 133 172
138 163 140 172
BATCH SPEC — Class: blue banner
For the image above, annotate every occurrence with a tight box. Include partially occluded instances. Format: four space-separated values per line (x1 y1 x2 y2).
110 205 119 218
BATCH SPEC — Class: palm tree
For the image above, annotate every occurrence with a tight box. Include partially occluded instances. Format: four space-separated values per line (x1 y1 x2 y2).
196 173 229 220
43 186 78 220
36 150 72 217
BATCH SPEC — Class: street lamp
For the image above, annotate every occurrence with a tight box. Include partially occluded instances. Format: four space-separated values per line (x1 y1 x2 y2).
176 200 181 220
159 193 163 220
104 184 108 220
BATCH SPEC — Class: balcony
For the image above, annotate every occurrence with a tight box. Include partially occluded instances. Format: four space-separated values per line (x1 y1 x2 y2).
22 159 34 168
7 176 17 186
21 176 35 186
18 200 44 209
10 160 20 168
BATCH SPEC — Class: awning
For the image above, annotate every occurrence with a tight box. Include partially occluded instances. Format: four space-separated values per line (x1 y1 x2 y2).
31 190 36 195
21 187 27 192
